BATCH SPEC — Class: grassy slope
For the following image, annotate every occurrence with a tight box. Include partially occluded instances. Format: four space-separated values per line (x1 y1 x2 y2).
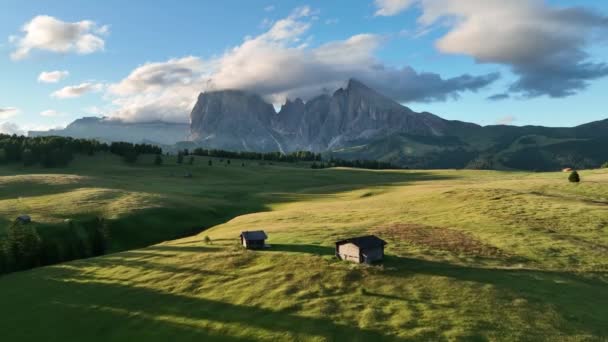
0 155 607 341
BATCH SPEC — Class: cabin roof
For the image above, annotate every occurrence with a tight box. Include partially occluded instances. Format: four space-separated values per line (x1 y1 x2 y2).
336 235 387 249
240 230 267 240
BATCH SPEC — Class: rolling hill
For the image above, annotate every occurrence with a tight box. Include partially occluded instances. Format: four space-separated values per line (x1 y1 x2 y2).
0 155 607 340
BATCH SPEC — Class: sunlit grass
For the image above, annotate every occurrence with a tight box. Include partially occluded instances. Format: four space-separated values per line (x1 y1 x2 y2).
0 154 606 340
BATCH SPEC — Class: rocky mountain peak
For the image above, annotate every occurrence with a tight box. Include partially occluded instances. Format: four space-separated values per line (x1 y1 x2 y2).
189 80 453 152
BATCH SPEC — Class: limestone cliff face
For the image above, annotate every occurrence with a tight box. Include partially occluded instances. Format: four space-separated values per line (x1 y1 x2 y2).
189 79 455 152
189 90 285 152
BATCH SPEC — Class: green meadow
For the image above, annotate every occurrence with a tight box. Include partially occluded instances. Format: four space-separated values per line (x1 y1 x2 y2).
0 153 607 341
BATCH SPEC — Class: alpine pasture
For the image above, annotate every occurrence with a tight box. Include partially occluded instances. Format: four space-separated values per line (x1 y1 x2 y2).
0 153 607 341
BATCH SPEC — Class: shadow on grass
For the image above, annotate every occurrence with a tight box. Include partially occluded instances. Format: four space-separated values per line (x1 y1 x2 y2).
392 256 608 336
264 243 335 256
5 275 395 341
262 243 608 337
144 245 224 253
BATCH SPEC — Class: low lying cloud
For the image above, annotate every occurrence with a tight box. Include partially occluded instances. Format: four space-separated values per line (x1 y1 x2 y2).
381 0 608 98
0 122 25 136
38 70 69 83
10 15 107 60
52 82 104 99
106 6 498 123
495 115 516 125
0 107 20 119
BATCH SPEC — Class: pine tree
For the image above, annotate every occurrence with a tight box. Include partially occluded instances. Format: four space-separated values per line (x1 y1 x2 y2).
5 220 42 270
189 156 194 165
208 160 212 166
22 148 36 166
154 154 163 165
569 170 580 183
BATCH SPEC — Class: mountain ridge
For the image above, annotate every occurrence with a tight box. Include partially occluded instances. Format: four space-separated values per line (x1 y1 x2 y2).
29 79 608 170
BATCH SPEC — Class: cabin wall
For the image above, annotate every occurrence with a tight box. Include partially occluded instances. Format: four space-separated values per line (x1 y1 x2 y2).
362 246 384 263
244 239 265 249
337 243 361 263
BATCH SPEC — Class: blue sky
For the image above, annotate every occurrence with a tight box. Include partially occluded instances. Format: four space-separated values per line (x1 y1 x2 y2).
1 0 608 133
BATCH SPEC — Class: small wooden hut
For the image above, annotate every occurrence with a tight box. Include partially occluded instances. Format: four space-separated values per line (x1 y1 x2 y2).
335 235 387 264
240 230 268 249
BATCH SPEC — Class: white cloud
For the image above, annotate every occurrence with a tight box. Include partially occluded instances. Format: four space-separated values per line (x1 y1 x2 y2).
51 82 104 99
0 107 20 119
0 122 25 135
394 0 608 97
108 57 205 96
40 109 64 117
38 70 69 83
83 106 105 116
374 0 416 16
264 5 275 12
105 6 497 123
10 15 107 60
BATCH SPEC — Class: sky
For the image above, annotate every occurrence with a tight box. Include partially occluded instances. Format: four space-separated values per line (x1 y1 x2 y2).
1 0 608 135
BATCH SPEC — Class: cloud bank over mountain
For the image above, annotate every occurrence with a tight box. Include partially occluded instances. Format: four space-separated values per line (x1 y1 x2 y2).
105 7 498 123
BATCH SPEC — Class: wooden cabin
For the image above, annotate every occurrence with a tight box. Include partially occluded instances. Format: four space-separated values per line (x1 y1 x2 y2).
335 235 387 264
240 230 268 249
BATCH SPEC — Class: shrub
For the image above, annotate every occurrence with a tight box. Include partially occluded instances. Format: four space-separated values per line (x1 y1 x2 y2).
602 162 608 169
569 171 580 183
204 236 212 244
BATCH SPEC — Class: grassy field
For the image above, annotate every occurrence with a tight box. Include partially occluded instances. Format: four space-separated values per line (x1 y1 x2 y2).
0 154 607 341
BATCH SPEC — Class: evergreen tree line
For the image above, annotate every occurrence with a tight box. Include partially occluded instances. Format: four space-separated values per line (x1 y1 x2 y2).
0 134 106 167
110 142 162 163
191 148 321 163
0 134 163 167
189 148 401 170
0 218 109 275
312 158 402 170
